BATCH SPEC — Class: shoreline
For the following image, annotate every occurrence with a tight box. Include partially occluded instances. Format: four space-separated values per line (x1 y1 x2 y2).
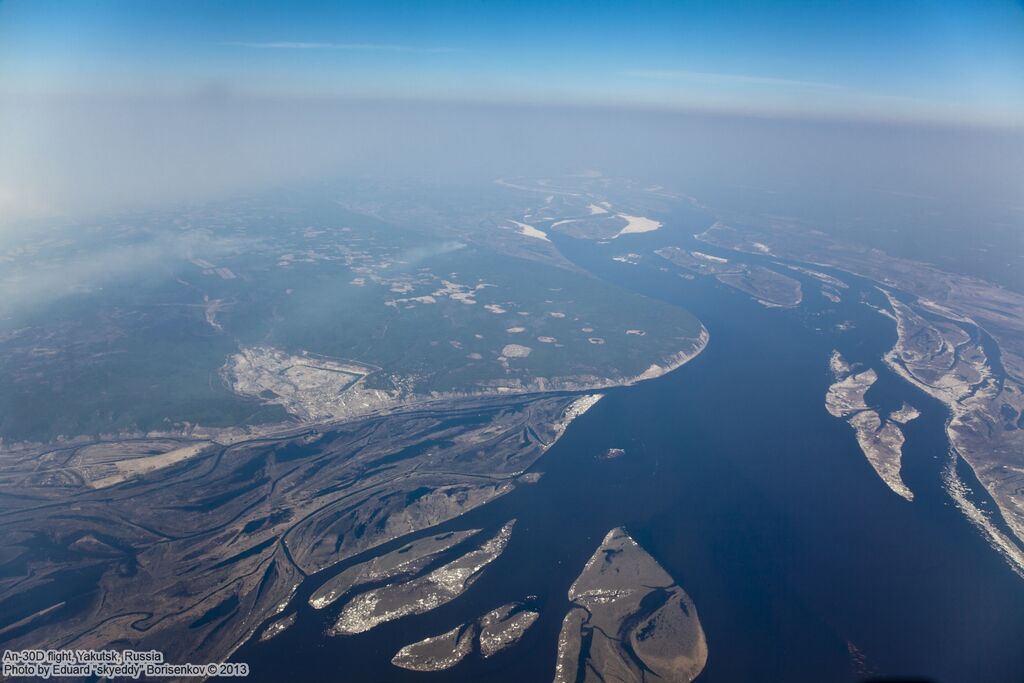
1 325 711 491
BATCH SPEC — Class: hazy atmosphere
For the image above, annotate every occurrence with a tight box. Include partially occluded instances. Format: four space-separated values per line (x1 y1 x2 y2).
2 0 1023 226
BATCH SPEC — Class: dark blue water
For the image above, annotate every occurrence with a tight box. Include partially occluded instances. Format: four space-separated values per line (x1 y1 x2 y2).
236 207 1024 682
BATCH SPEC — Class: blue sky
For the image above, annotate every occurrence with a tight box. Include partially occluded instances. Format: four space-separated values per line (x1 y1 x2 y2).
1 0 1023 125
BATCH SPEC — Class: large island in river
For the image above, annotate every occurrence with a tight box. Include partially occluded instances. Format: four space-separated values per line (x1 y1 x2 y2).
554 528 708 683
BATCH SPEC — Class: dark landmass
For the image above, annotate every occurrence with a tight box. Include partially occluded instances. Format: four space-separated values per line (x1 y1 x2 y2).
553 528 707 683
0 395 581 666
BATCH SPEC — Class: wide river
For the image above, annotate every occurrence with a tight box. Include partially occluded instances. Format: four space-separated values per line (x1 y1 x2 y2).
237 206 1024 682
